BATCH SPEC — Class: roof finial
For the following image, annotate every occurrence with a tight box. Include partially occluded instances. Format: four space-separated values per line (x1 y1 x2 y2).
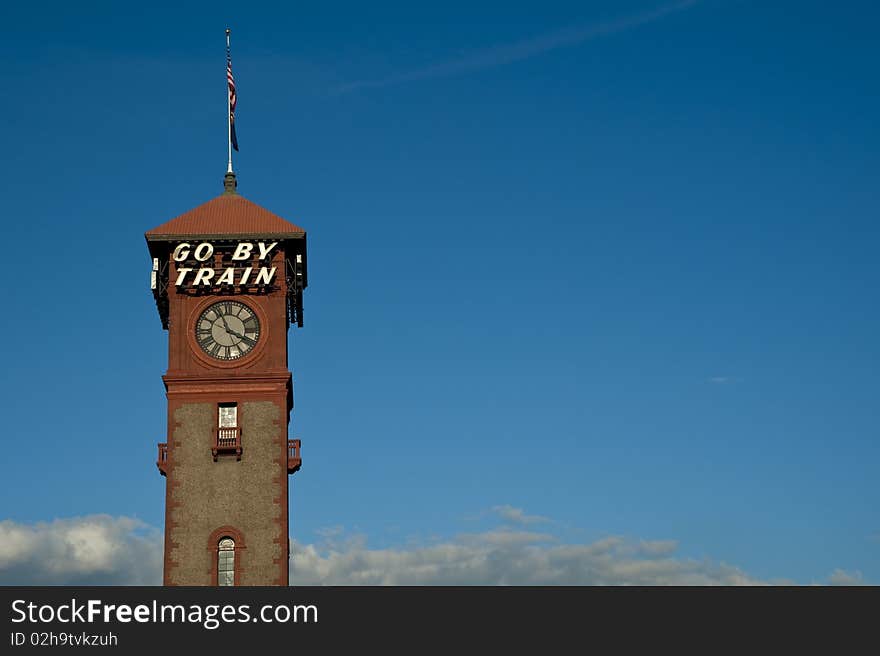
224 171 238 194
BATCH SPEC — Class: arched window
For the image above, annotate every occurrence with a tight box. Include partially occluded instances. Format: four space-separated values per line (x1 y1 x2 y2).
209 526 245 585
217 537 235 586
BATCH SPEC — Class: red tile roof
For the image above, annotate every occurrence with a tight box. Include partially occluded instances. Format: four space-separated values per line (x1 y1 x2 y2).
145 192 305 241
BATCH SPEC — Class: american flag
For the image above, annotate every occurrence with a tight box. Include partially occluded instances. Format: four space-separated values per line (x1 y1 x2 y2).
227 45 239 152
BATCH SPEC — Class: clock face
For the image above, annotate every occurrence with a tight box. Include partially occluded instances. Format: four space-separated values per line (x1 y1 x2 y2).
195 301 261 361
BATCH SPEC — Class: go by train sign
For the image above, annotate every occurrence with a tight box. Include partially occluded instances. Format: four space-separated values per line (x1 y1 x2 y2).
148 237 307 328
163 241 280 288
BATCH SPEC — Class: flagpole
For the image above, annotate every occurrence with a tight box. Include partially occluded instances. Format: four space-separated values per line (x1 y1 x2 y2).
226 28 233 174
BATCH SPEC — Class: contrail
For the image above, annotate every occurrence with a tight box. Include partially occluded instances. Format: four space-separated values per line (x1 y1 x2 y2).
335 0 702 94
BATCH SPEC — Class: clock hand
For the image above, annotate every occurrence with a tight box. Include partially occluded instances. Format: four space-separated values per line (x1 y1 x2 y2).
218 314 247 346
226 326 248 341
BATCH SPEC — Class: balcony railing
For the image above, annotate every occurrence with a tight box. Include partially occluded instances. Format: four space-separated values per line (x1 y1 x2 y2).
157 442 168 476
288 439 302 474
213 427 242 461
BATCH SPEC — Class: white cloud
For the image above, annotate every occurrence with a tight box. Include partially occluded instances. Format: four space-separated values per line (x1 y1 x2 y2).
458 529 555 547
0 515 162 585
637 540 679 556
707 376 744 384
827 569 865 586
491 505 550 525
0 513 868 586
289 530 765 586
335 0 703 93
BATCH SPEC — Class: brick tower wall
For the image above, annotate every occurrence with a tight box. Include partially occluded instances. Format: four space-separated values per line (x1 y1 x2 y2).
164 399 289 585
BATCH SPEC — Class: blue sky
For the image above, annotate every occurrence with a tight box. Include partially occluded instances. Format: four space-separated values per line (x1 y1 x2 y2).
1 0 877 584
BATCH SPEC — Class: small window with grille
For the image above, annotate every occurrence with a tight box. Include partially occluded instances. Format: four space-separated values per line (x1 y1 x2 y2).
219 403 237 429
214 402 240 458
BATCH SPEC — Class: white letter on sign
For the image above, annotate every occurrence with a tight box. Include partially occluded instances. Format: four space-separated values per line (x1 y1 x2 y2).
193 268 215 286
257 242 278 260
216 267 235 285
255 267 277 285
193 243 214 262
232 242 254 260
174 268 192 286
172 243 191 261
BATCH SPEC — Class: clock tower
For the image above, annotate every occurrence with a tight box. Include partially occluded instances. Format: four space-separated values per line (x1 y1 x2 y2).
146 171 307 586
